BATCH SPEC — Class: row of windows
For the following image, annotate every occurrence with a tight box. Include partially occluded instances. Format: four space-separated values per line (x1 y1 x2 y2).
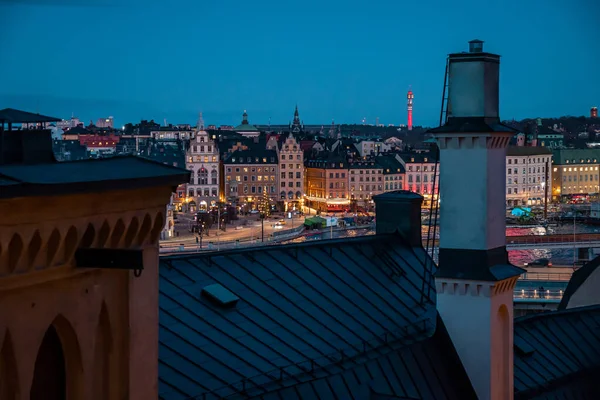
281 172 302 179
350 177 382 182
229 185 276 194
350 185 383 192
507 157 550 164
564 158 598 164
507 187 544 194
507 177 544 184
281 182 302 187
192 145 214 153
407 165 433 172
507 167 546 174
329 172 346 179
227 175 275 182
558 167 600 172
281 154 302 160
227 167 277 173
191 178 218 185
385 176 403 181
385 183 402 190
230 157 276 163
562 174 599 182
408 175 436 183
188 188 218 197
188 156 217 163
350 170 382 174
281 164 302 169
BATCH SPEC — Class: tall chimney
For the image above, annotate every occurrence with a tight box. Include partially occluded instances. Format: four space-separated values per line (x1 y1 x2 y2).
373 191 422 247
429 41 524 400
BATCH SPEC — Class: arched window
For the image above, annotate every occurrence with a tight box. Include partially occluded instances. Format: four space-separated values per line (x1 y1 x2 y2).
198 168 208 185
31 326 66 400
93 304 113 400
31 316 83 400
211 169 218 185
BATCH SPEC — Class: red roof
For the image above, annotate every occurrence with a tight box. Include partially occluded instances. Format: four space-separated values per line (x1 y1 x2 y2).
78 134 120 148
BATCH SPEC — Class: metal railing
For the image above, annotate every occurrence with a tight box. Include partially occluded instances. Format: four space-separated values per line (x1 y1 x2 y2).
506 233 600 245
519 272 573 282
514 288 564 302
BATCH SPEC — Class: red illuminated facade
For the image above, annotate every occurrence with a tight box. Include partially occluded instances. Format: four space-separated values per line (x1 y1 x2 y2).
407 89 414 131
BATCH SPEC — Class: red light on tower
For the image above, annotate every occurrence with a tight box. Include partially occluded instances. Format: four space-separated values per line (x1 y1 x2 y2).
592 107 598 118
407 89 414 131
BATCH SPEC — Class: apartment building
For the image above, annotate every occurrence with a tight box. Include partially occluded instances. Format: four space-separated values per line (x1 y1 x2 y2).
224 148 278 210
552 149 600 201
348 161 384 206
278 133 304 210
187 127 220 210
376 155 405 192
398 153 439 205
506 146 552 207
305 155 349 212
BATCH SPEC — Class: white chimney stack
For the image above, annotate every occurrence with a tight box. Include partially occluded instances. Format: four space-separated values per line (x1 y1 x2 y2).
430 41 524 400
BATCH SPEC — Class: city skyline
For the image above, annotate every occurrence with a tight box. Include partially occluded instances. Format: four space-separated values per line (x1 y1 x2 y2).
1 0 598 127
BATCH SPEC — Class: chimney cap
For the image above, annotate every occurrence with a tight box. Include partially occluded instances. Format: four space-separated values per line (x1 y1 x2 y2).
468 39 484 53
373 190 423 202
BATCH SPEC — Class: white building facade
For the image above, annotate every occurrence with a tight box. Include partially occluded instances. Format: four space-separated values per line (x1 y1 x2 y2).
506 146 552 207
186 116 220 211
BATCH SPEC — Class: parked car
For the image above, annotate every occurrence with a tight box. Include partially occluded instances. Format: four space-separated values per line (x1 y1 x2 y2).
524 258 552 267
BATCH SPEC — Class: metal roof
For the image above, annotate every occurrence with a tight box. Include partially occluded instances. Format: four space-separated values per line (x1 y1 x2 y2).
558 255 600 310
428 117 518 134
158 235 474 399
0 155 190 198
0 108 61 123
514 305 600 399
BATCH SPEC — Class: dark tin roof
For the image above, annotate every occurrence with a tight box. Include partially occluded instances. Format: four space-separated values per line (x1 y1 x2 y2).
558 255 600 310
158 234 475 400
0 108 61 123
0 155 190 198
514 305 600 399
428 117 518 134
506 146 552 156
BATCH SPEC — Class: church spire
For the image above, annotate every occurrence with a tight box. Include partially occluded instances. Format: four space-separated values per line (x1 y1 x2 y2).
242 110 249 125
291 105 302 133
197 112 205 130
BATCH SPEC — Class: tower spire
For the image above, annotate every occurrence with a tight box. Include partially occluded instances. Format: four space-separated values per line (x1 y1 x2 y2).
407 86 414 131
197 111 205 130
242 110 248 125
291 105 301 133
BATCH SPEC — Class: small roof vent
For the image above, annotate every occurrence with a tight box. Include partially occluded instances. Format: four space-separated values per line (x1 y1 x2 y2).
514 337 535 356
201 283 239 308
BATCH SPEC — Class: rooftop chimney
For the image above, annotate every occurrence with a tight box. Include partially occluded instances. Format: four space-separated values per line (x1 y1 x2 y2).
429 42 523 400
1 129 56 165
447 39 499 121
373 191 423 247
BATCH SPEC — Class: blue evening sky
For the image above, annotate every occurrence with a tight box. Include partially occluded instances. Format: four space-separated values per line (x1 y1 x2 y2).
0 0 598 127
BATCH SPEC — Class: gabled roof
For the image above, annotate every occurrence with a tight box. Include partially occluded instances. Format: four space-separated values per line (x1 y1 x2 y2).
558 255 600 310
158 234 474 399
514 305 600 399
0 108 61 123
